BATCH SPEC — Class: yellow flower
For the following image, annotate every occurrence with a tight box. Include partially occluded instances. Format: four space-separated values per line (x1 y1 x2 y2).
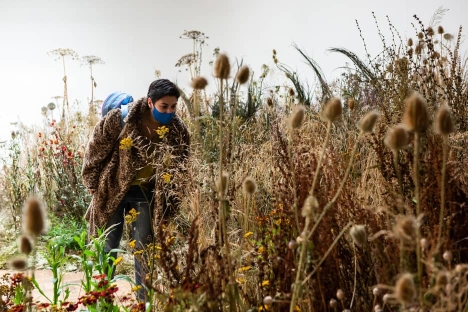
113 257 122 265
128 240 136 249
244 231 253 238
162 173 171 183
132 285 142 292
134 250 144 255
119 137 133 150
238 266 251 272
156 126 169 138
236 278 246 284
125 208 140 223
261 280 270 287
258 246 264 253
166 236 176 245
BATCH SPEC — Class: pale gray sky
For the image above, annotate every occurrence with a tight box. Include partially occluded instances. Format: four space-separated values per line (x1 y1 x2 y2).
0 0 466 141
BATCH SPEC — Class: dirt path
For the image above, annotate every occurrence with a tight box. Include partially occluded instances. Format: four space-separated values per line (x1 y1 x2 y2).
0 270 134 304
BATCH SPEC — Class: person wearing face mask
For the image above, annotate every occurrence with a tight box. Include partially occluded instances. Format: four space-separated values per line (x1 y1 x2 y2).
81 79 190 301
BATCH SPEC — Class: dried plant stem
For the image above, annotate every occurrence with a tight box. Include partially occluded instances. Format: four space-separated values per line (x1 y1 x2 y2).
413 132 423 292
350 243 357 309
436 135 448 252
288 129 300 230
309 121 332 196
393 150 404 212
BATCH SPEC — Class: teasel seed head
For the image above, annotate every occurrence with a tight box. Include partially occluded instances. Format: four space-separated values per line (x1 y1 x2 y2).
359 110 379 133
290 106 306 129
236 65 250 85
263 296 273 305
418 32 424 39
22 197 47 236
435 105 455 135
407 38 413 47
438 25 444 34
350 224 367 247
216 171 229 196
10 256 28 271
301 195 317 219
336 289 345 300
415 44 423 55
214 53 230 79
191 76 208 90
443 250 453 262
436 271 448 288
329 298 338 308
402 92 429 133
384 124 409 151
288 88 295 97
242 177 257 194
323 97 342 122
395 273 416 304
395 215 418 242
19 235 34 255
347 98 356 110
266 97 273 107
427 27 435 36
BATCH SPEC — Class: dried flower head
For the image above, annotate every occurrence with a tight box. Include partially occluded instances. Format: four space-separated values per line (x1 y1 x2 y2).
407 38 413 47
290 106 306 129
359 110 379 133
266 97 273 107
438 26 444 34
214 53 230 79
348 98 356 110
301 195 318 219
10 256 28 270
336 289 345 300
443 250 453 262
350 225 367 247
384 124 409 151
373 287 381 296
329 298 338 308
395 273 416 304
418 32 424 39
402 92 429 133
242 177 257 194
19 235 34 255
436 271 448 288
323 97 342 122
216 171 229 196
236 66 250 84
191 76 208 90
395 215 418 242
427 27 435 36
435 105 454 135
415 44 423 55
288 88 295 97
443 33 453 40
22 197 47 236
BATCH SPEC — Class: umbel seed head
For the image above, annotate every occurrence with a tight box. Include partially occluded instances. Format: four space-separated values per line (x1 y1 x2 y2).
19 235 34 255
22 197 47 236
350 224 367 247
385 124 409 151
395 273 416 304
435 105 454 135
236 66 250 85
214 53 231 79
242 177 257 194
191 76 208 90
402 92 429 133
359 110 379 133
290 106 306 129
323 97 342 122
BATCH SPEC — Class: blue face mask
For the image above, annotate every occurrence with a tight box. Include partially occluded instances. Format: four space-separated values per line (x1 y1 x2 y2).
152 106 175 124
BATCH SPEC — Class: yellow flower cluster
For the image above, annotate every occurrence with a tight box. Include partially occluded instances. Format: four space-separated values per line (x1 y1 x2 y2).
125 208 140 223
156 126 169 139
162 173 172 183
119 137 133 150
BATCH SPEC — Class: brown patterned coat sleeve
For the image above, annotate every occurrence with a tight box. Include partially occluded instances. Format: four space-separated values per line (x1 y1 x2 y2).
81 109 123 190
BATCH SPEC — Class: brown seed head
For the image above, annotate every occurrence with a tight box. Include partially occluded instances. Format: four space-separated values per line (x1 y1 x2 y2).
418 32 424 39
213 53 231 79
236 65 250 85
242 177 257 194
415 44 423 55
288 88 295 97
301 195 318 219
395 273 416 304
347 98 356 110
427 27 435 36
438 26 444 34
384 124 409 151
290 106 306 129
19 235 34 255
266 97 273 107
329 299 338 308
350 225 367 247
436 271 448 288
22 197 47 236
359 110 379 133
395 215 417 242
402 92 429 133
336 289 345 300
217 171 229 196
443 33 453 40
435 105 454 135
191 76 208 90
443 250 453 262
407 38 413 47
10 256 28 271
323 97 342 122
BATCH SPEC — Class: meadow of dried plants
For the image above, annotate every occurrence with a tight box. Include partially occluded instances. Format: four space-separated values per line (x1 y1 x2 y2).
1 13 468 312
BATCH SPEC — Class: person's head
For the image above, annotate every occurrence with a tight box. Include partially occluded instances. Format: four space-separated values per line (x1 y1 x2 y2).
147 79 180 124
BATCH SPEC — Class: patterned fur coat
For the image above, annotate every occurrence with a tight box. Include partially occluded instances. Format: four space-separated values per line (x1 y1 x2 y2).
81 97 190 237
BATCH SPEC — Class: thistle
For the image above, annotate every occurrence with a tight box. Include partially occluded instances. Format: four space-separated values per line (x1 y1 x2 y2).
402 92 429 133
384 124 409 151
359 110 379 133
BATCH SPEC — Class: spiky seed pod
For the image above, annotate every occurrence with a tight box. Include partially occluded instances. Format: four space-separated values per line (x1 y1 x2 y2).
395 273 416 304
301 195 317 218
191 76 208 90
290 106 306 129
443 250 453 262
19 235 34 255
10 256 28 270
427 27 435 36
435 105 455 135
436 272 448 288
323 97 342 122
418 32 424 39
22 197 47 236
402 92 429 133
384 124 409 151
407 38 413 47
415 44 423 55
350 225 367 247
348 98 356 110
438 26 444 34
329 298 338 308
395 215 418 241
263 296 273 305
359 110 379 133
242 177 257 194
236 66 250 85
216 171 229 196
213 53 230 79
336 289 345 300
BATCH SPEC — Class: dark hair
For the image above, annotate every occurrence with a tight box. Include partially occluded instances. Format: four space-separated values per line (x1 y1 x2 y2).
147 79 180 102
